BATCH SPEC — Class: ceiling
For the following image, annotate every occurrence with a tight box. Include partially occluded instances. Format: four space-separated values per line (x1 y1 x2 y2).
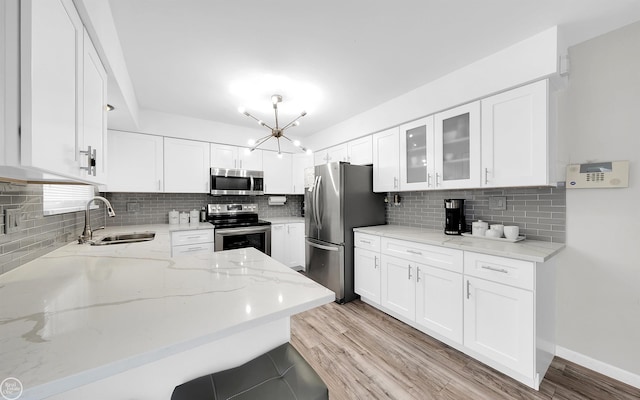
106 0 640 138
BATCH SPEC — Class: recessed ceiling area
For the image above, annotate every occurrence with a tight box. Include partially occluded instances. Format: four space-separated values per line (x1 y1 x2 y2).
106 0 640 137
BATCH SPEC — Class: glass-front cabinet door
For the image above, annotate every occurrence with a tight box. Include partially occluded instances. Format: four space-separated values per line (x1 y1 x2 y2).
399 116 434 190
434 101 481 188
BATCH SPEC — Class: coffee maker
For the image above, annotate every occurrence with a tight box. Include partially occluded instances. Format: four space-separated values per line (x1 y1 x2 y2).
444 199 465 235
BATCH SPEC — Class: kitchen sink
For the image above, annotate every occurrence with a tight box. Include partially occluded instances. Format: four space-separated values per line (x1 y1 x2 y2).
91 232 156 245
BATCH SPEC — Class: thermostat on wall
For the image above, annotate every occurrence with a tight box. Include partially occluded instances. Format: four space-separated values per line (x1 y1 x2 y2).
566 160 629 188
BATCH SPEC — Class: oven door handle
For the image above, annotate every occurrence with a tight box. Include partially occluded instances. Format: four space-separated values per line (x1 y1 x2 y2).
215 227 269 235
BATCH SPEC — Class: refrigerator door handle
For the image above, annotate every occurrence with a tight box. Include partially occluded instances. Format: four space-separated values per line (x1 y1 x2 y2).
306 239 339 252
314 176 322 230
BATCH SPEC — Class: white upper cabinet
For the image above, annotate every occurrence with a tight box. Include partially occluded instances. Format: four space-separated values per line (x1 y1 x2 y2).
164 138 210 193
434 101 481 189
314 137 373 166
481 80 549 187
314 144 348 165
210 143 262 171
372 127 400 192
16 0 108 184
80 29 107 183
347 135 373 165
20 0 83 179
263 151 292 194
292 153 313 194
399 116 435 191
107 130 163 192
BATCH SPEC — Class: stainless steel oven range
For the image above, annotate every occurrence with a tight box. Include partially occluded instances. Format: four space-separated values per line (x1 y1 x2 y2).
207 203 271 255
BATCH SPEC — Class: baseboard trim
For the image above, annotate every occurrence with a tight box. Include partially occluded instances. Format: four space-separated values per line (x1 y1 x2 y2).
555 346 640 389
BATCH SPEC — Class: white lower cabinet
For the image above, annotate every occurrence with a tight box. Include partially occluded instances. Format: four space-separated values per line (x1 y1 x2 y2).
354 247 381 304
464 275 533 377
416 264 463 344
380 254 416 320
170 228 214 257
354 232 556 390
271 222 304 270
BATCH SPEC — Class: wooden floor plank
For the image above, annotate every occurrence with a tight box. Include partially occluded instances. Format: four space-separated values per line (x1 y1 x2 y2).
291 300 639 400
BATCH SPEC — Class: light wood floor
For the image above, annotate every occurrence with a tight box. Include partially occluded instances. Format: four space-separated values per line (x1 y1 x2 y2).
291 300 640 400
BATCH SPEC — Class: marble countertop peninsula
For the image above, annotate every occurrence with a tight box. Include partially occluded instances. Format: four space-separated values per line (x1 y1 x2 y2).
354 225 564 262
0 224 333 399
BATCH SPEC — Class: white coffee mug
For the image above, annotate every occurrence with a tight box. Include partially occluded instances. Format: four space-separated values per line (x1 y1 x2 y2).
504 225 520 240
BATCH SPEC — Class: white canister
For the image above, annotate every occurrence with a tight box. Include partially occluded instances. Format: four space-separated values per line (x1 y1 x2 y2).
490 224 504 238
471 220 488 236
189 209 199 224
179 212 189 225
504 225 520 240
169 209 179 225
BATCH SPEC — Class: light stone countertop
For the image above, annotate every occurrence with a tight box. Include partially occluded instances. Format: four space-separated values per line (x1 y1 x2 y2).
167 221 215 231
354 225 564 262
261 217 305 224
0 224 333 399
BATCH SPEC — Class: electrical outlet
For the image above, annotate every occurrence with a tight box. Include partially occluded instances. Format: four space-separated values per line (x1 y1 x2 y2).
5 208 21 233
488 196 507 211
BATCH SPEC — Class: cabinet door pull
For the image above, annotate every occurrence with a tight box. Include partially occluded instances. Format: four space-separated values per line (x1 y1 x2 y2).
408 265 412 280
484 168 489 184
361 239 371 244
427 173 432 188
393 177 398 189
466 280 471 299
239 159 243 169
435 172 440 187
158 180 162 191
374 256 378 269
416 267 421 282
79 146 97 176
406 249 422 256
481 265 509 274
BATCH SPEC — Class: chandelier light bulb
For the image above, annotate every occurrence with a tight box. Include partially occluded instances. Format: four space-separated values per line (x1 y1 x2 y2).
293 121 300 127
277 152 283 158
237 106 246 113
293 140 301 147
248 139 256 146
306 149 313 155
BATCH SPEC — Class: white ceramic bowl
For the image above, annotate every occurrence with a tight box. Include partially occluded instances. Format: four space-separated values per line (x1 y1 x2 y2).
504 225 520 240
485 229 501 238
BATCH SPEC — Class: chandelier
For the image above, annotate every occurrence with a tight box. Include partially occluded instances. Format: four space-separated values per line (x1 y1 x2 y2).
238 94 311 155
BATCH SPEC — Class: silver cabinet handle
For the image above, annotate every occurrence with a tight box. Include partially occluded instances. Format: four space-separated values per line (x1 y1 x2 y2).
239 159 243 169
427 173 432 188
416 267 421 282
481 265 509 274
406 249 422 256
466 280 471 299
393 177 398 189
435 172 440 187
361 239 371 244
79 146 97 176
158 180 162 191
408 265 412 280
374 255 378 269
484 168 489 184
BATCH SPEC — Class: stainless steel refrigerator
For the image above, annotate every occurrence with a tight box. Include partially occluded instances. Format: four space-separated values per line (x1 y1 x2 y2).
305 162 386 303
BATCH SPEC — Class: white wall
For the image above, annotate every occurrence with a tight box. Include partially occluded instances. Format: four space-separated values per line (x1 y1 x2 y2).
556 21 640 379
305 26 560 151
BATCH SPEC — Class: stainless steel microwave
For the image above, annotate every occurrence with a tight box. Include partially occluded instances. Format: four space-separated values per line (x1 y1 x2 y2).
210 168 264 195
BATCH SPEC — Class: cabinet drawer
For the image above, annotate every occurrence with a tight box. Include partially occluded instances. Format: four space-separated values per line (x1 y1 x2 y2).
170 229 214 246
172 242 214 256
354 232 380 251
381 238 462 273
464 251 534 290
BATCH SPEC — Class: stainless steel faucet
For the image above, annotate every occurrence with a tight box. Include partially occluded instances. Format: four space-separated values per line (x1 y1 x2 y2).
78 196 116 243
